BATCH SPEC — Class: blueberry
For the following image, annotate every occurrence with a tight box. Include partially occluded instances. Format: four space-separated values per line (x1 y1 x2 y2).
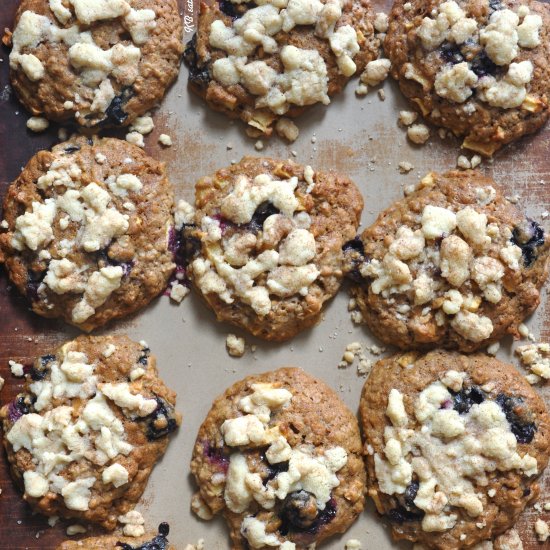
116 522 170 549
247 202 280 233
279 495 337 535
280 490 319 530
203 441 230 472
26 270 46 301
387 480 424 523
138 347 150 366
63 146 80 154
219 0 239 18
495 393 537 444
451 385 485 415
342 237 367 283
168 226 200 269
104 87 134 126
8 396 31 423
183 34 211 87
440 43 464 64
143 397 179 441
98 249 134 276
30 354 56 381
489 0 503 11
470 51 498 78
387 506 424 523
511 219 545 267
264 458 289 485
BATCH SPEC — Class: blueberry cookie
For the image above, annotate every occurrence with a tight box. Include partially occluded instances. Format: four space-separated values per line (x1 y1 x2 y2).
384 0 550 156
345 170 549 351
182 156 363 341
6 0 183 127
57 522 175 549
360 350 550 549
190 367 366 549
0 335 181 530
0 136 175 332
184 0 380 136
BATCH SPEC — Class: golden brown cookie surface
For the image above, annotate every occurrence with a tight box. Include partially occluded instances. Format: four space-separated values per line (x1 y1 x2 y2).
384 0 550 156
0 335 181 530
7 0 183 127
184 0 380 136
190 367 366 549
346 170 549 351
360 350 550 549
0 136 175 332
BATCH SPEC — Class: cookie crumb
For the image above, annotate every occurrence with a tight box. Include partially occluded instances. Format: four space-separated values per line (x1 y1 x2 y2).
516 342 550 381
0 375 4 391
130 115 154 135
378 89 386 101
407 124 430 144
345 540 362 550
457 155 471 170
126 131 145 148
58 128 68 141
535 519 549 542
398 161 414 174
118 510 145 537
486 342 500 356
398 110 418 126
275 118 299 142
226 334 246 357
170 281 190 304
26 117 49 133
9 360 24 377
470 155 482 168
254 140 264 151
374 12 389 33
355 83 368 95
66 524 86 536
158 134 173 147
184 540 205 550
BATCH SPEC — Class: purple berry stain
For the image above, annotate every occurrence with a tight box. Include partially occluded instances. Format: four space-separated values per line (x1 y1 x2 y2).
203 440 230 473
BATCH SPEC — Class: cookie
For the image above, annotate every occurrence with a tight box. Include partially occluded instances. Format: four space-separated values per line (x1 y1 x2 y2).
184 0 380 137
56 522 175 550
0 136 175 332
190 367 366 549
181 156 363 341
6 0 183 128
384 0 550 156
0 335 181 530
360 350 550 549
345 170 549 351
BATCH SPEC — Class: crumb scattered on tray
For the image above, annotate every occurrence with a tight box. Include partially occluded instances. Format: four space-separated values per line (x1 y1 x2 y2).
226 334 246 357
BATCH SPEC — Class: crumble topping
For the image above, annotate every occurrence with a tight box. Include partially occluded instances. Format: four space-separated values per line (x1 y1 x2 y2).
10 1 157 126
6 148 151 325
207 383 347 549
209 0 361 120
415 1 542 110
374 376 538 533
6 342 159 512
192 171 321 316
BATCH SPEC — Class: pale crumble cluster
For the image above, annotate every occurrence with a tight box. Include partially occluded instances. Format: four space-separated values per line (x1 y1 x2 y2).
10 0 158 126
184 539 205 550
1 150 149 325
6 341 157 513
457 154 482 170
9 360 25 377
192 383 348 549
414 2 542 111
338 341 385 376
26 116 50 133
356 173 527 344
118 510 145 537
373 374 538 534
226 333 246 357
535 518 549 542
209 0 364 135
191 169 321 317
516 342 550 384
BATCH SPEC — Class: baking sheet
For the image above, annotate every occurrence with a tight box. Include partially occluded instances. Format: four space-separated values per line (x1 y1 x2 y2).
0 0 549 548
